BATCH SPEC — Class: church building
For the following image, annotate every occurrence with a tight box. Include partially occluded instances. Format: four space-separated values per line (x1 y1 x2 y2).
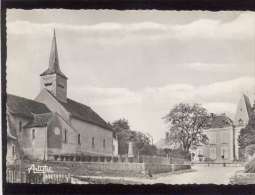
7 30 118 162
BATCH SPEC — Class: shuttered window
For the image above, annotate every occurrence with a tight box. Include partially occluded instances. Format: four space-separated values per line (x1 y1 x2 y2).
209 147 216 160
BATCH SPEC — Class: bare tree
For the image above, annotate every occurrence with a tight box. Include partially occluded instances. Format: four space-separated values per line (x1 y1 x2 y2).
164 103 209 154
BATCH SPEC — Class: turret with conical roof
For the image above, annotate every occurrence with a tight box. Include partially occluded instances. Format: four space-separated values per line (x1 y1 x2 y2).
40 30 68 103
234 94 252 126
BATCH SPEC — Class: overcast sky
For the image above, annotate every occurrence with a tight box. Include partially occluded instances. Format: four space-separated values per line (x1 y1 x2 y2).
7 10 255 142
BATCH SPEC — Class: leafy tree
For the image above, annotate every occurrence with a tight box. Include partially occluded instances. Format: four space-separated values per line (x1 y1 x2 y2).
111 119 131 155
245 144 255 157
132 131 157 156
238 112 255 150
111 119 156 156
163 103 209 154
112 118 130 131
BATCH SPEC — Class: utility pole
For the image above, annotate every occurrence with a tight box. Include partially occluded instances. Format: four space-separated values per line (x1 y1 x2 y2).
233 125 236 161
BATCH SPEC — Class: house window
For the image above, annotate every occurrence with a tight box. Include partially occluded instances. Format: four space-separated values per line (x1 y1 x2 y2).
209 147 217 160
92 137 95 148
32 129 35 139
78 134 81 145
221 131 229 144
208 132 216 144
19 121 22 132
64 129 67 143
12 144 15 157
103 139 106 148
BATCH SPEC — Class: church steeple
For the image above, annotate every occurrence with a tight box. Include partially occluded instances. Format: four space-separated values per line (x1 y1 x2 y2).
40 29 67 79
40 30 68 103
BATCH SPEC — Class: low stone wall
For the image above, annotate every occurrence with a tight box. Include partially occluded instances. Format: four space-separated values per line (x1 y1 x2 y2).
192 162 244 167
144 163 173 174
144 163 191 174
48 161 146 177
230 171 255 184
173 164 191 171
24 160 191 177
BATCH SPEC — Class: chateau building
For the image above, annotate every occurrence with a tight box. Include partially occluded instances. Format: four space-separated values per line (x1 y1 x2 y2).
7 31 118 162
192 94 255 163
193 114 234 162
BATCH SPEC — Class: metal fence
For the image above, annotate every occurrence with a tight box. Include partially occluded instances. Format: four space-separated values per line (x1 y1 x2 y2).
6 168 18 183
24 171 71 184
6 164 20 183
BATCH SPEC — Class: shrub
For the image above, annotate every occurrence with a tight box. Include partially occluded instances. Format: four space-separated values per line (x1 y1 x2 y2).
245 158 255 173
245 144 255 157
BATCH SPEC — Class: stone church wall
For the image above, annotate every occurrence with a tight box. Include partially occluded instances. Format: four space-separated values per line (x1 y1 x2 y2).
23 127 48 160
71 118 113 156
8 114 30 149
47 113 80 156
35 90 70 122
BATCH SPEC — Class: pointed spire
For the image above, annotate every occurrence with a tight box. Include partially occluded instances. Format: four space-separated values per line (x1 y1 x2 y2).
40 29 67 79
49 29 59 71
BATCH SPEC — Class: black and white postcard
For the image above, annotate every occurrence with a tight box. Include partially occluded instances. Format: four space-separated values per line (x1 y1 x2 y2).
4 9 255 186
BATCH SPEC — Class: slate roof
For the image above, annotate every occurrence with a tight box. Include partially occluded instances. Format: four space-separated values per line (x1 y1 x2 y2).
40 30 67 79
205 114 233 129
7 94 51 118
44 90 112 130
243 94 253 118
24 113 53 128
7 115 17 140
60 98 112 131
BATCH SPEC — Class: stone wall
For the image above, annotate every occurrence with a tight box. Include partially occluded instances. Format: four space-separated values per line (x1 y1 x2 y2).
23 127 48 160
47 161 146 177
230 171 255 184
71 118 113 156
144 163 190 174
36 89 70 121
27 161 191 177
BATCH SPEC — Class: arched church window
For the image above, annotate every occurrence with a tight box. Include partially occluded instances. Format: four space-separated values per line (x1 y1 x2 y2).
78 134 81 145
64 129 68 143
19 121 22 132
92 137 95 148
12 144 15 157
103 139 106 148
32 129 35 139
